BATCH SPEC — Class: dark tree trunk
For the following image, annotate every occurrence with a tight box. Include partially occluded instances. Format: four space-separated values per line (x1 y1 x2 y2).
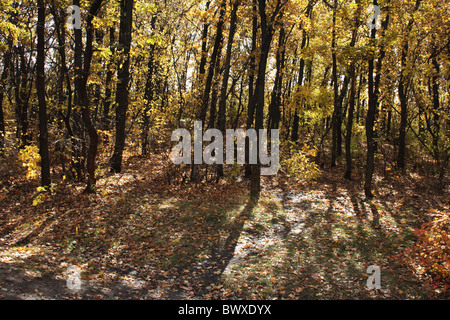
245 0 258 178
111 0 134 173
37 0 51 187
250 0 283 201
290 29 308 142
198 1 211 85
268 27 285 130
430 54 441 163
217 0 240 176
14 46 30 149
0 50 10 153
102 27 115 129
197 0 226 124
51 5 80 178
192 0 226 182
74 0 103 192
397 42 409 170
331 2 338 167
331 4 356 167
365 0 390 198
344 66 356 180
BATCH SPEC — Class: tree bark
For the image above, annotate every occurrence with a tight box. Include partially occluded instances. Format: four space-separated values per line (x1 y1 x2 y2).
102 27 116 129
14 46 30 149
330 1 338 167
0 50 10 154
331 2 356 167
217 0 240 176
344 66 356 180
397 41 409 170
37 0 51 187
111 0 134 173
191 0 226 182
365 0 390 198
197 0 226 124
290 29 308 142
268 27 285 130
245 0 258 178
74 0 103 192
250 0 284 201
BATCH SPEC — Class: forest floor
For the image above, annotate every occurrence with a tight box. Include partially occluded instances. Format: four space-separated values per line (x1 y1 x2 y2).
0 149 448 300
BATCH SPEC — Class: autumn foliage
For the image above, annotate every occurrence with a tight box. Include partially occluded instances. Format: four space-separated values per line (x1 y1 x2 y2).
0 0 449 300
403 210 450 288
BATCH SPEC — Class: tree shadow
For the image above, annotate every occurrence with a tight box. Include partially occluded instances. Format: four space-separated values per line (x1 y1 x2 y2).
207 201 255 276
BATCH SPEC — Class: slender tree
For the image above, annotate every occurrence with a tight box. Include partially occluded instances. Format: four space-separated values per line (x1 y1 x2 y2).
111 0 135 173
217 0 240 176
73 0 104 192
36 0 51 187
250 0 285 201
365 0 390 198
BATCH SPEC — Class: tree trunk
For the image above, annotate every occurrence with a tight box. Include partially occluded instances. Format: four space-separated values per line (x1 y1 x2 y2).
217 0 240 176
51 5 80 178
344 66 356 180
198 1 211 86
37 0 51 187
397 42 408 170
290 29 308 142
250 0 283 201
365 0 390 198
0 50 10 154
191 0 226 182
268 27 285 130
197 0 226 124
245 0 258 178
331 2 338 167
74 0 103 192
331 3 356 167
111 0 134 173
102 27 115 129
430 54 441 164
14 46 30 149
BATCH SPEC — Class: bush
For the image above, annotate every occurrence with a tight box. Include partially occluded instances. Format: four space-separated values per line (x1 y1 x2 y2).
281 142 320 181
403 210 450 287
18 144 41 179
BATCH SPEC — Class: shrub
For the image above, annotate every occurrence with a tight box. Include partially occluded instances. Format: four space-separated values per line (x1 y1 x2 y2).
403 210 450 287
281 142 320 181
18 144 41 179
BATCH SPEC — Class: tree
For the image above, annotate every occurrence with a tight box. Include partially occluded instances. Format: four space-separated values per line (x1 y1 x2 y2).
110 0 134 173
191 0 227 182
250 0 285 201
73 0 104 193
36 0 51 187
217 0 240 177
365 0 390 198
